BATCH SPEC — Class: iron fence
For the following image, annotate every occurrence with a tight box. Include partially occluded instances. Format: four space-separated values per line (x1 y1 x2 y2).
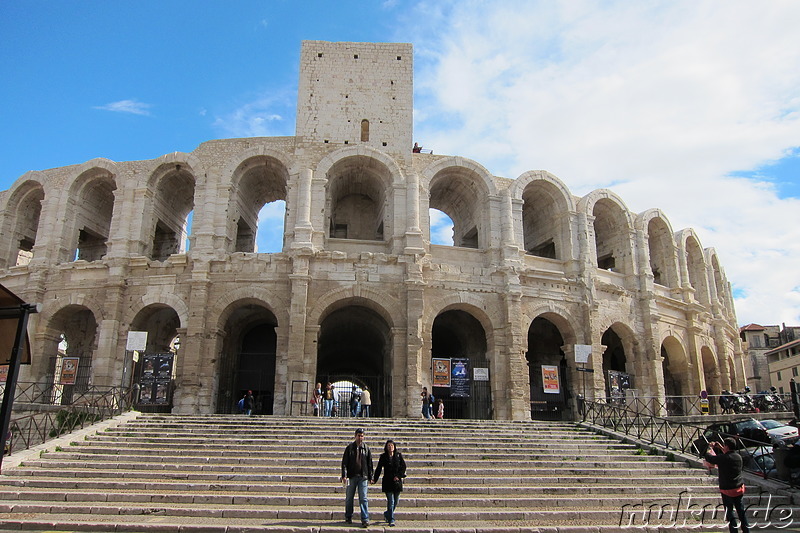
580 399 796 484
595 393 793 418
1 382 133 455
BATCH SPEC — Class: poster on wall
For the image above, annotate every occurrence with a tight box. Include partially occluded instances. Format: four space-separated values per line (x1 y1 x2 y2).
138 353 174 405
0 365 8 384
542 365 560 394
451 358 470 397
432 358 451 387
59 357 80 385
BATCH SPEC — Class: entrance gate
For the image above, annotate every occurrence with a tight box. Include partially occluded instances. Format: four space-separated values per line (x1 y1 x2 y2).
317 374 386 418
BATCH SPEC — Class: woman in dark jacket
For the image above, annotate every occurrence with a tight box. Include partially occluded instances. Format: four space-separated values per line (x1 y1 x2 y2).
372 439 406 526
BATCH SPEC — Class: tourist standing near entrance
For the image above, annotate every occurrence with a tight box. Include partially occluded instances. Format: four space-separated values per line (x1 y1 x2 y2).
704 437 750 533
310 382 322 416
244 390 255 416
350 386 361 417
435 398 444 419
361 387 372 417
324 382 337 417
341 428 373 527
420 387 432 419
372 439 406 527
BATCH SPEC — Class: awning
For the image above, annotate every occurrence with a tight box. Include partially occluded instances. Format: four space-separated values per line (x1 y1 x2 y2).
0 284 31 365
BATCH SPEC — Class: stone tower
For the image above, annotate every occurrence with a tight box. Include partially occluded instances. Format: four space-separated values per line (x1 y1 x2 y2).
296 41 413 155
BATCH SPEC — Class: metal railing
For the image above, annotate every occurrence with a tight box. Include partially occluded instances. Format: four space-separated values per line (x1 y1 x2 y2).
580 398 795 484
1 382 133 454
595 393 793 418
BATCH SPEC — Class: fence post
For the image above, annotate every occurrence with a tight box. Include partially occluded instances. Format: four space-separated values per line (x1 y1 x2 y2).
791 379 799 419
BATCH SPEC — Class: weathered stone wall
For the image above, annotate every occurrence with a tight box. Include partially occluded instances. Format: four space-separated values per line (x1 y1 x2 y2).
0 41 744 420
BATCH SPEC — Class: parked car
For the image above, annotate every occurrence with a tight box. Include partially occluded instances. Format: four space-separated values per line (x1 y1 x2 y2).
741 445 777 478
692 418 771 455
759 419 800 444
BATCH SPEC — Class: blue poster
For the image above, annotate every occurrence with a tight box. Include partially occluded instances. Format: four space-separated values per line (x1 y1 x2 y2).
451 358 470 397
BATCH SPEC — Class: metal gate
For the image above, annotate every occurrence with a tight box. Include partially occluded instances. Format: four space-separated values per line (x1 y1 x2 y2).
317 374 387 418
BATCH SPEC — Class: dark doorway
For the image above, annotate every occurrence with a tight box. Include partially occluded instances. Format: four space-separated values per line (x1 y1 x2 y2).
431 309 492 420
316 305 391 417
526 317 571 421
235 324 277 415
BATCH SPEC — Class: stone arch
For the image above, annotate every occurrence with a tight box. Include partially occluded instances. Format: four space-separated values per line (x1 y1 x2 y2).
307 285 401 329
0 176 45 268
225 152 291 253
706 249 730 311
318 151 398 242
429 300 495 419
210 287 287 331
525 310 578 420
661 335 689 414
600 321 638 397
314 294 396 417
61 160 119 263
144 154 202 260
677 229 710 303
512 170 575 260
637 209 680 288
579 190 635 275
130 292 191 330
422 157 498 249
39 303 100 395
213 298 280 415
521 302 580 346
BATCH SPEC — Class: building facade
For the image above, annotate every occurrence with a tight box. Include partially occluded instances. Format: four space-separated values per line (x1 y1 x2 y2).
0 41 744 420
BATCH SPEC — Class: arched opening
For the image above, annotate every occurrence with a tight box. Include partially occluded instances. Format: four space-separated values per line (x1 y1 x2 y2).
42 306 98 404
326 156 390 242
69 170 117 262
360 119 369 142
429 208 454 245
431 309 491 419
601 327 630 402
316 304 391 417
686 237 709 303
593 199 630 274
3 183 44 268
230 156 288 254
661 337 688 415
149 166 195 261
700 345 719 393
526 317 570 420
129 305 181 411
522 181 566 259
647 217 676 287
217 303 278 415
429 168 485 249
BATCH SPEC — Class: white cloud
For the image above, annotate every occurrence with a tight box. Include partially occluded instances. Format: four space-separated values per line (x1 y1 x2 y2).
93 99 152 116
405 0 800 325
213 95 290 138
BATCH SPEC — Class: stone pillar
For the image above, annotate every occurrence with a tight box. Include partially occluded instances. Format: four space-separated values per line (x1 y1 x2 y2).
404 171 425 254
292 169 314 247
405 284 425 418
173 267 212 414
285 254 313 413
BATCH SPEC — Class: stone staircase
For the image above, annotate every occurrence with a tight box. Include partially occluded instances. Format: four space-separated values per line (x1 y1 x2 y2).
0 412 796 532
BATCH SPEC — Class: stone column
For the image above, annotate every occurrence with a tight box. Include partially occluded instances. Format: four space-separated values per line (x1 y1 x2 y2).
404 171 424 254
405 284 425 418
292 169 314 247
284 254 313 413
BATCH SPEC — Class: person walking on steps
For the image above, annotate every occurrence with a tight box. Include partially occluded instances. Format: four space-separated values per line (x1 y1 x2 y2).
705 437 750 533
341 428 373 528
372 439 406 527
420 387 433 419
360 386 372 417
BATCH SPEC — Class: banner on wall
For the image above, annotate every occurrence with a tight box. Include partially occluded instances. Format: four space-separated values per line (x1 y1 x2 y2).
138 353 174 405
432 358 451 387
59 357 80 385
451 358 470 397
542 365 560 394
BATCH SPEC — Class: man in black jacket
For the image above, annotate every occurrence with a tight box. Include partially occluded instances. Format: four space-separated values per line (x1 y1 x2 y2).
341 428 373 527
705 437 750 533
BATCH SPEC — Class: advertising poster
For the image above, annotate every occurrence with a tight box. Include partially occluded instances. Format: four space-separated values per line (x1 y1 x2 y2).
59 357 80 385
432 358 451 387
451 358 470 397
138 353 174 405
542 365 560 394
0 365 8 384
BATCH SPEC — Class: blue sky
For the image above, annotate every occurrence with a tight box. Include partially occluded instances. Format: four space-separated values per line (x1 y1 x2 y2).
1 1 799 326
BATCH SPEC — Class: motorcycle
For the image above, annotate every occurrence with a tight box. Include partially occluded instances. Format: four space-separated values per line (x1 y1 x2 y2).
718 388 757 414
754 386 789 412
719 390 737 414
